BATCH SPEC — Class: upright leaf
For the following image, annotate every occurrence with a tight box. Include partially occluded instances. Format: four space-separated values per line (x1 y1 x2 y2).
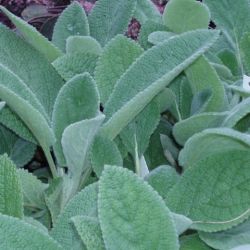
167 150 250 232
51 183 98 250
0 6 62 62
0 64 55 154
120 100 160 157
101 30 220 140
163 0 226 112
91 135 123 177
52 2 89 52
134 0 161 25
0 24 64 118
0 214 62 250
52 53 98 81
62 115 104 177
95 35 144 104
52 73 99 166
88 0 136 46
204 0 250 75
0 154 23 218
99 166 179 250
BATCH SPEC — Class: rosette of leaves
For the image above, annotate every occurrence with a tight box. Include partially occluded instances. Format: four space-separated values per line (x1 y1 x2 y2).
0 0 250 249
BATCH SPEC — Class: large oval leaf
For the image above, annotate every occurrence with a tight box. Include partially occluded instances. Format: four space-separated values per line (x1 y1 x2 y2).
99 166 179 250
167 150 250 232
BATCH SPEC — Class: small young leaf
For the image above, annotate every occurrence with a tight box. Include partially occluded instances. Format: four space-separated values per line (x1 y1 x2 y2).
10 138 36 168
52 2 89 52
163 0 210 33
139 20 168 49
72 216 105 250
88 0 136 46
91 134 123 177
0 154 23 218
102 30 220 140
66 36 102 55
51 183 98 250
148 31 176 45
0 6 62 62
0 124 36 167
172 213 193 235
99 166 179 250
17 169 47 210
120 100 160 157
62 114 104 177
167 150 250 232
0 107 36 144
52 73 99 166
95 35 143 104
52 53 98 81
173 111 228 145
0 214 62 250
45 177 64 225
145 165 180 199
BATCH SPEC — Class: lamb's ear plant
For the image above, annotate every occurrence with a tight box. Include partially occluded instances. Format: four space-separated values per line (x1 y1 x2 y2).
1 0 250 249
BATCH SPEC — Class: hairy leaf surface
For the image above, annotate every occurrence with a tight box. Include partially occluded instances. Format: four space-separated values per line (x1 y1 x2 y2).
51 183 98 250
173 112 228 145
167 150 250 232
99 166 179 250
66 36 102 55
0 6 62 62
199 219 250 250
52 2 89 52
52 53 98 81
52 73 99 166
0 214 62 250
88 0 136 46
95 35 143 104
102 30 220 140
179 128 250 169
72 216 105 250
0 154 23 218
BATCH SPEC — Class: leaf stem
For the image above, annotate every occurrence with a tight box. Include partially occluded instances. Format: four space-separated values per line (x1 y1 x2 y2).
43 147 58 178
